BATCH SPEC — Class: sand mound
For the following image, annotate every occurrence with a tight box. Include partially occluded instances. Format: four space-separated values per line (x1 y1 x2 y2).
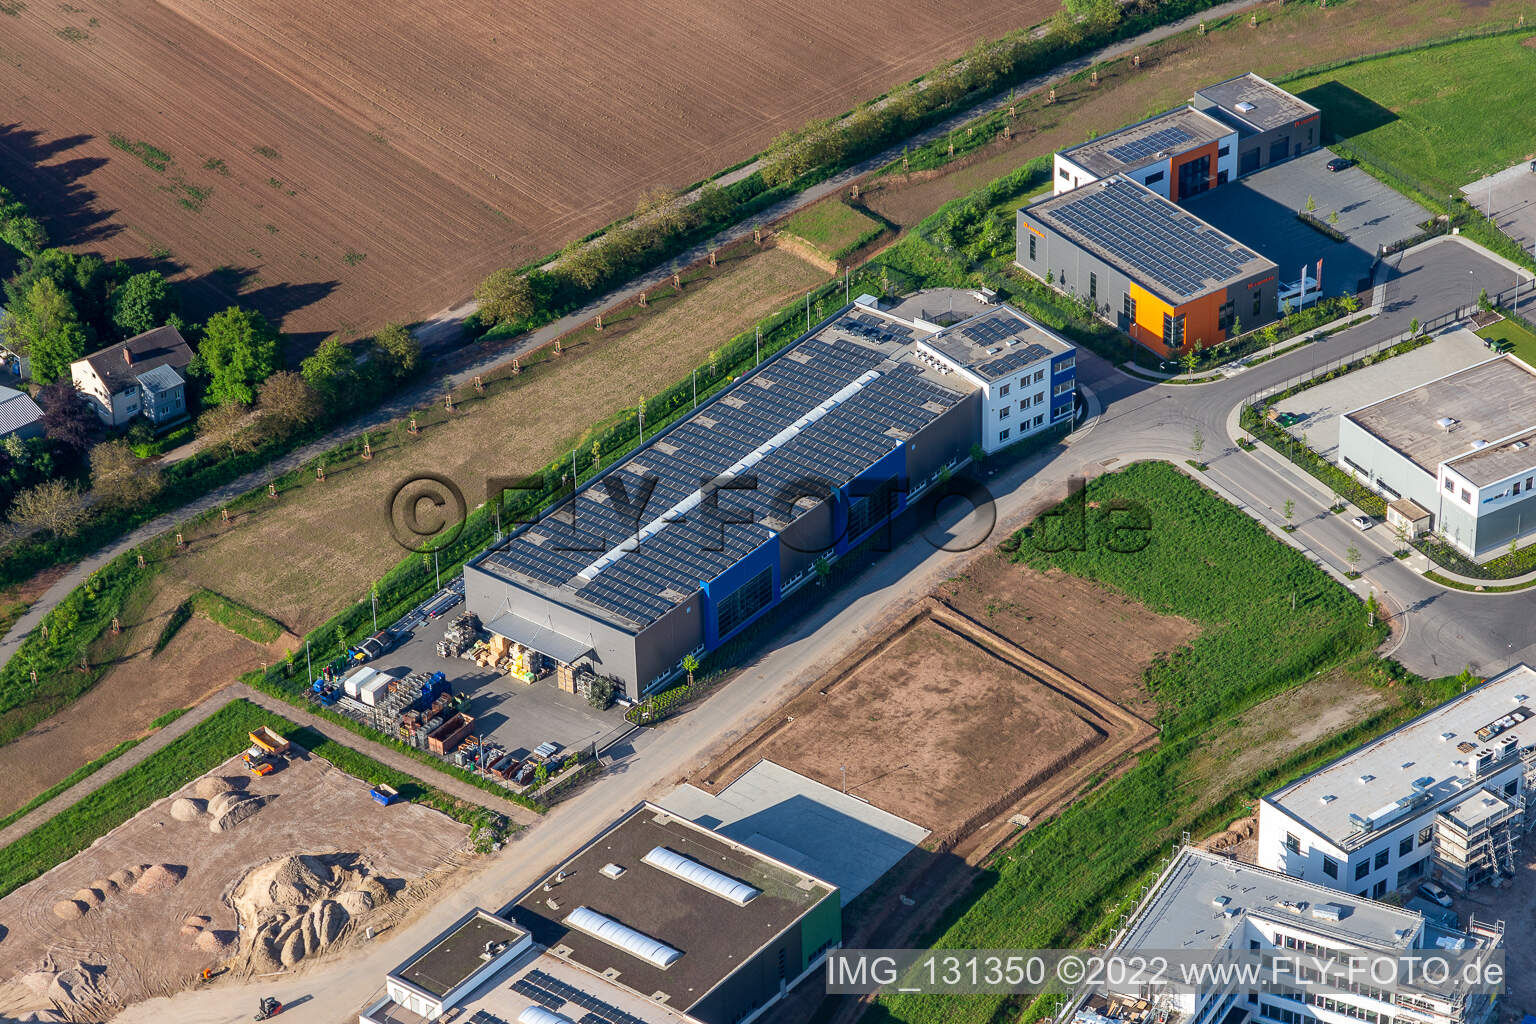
107 866 140 890
195 929 234 954
233 854 390 972
93 877 119 894
72 887 105 907
130 864 186 894
206 792 245 818
210 794 264 833
170 797 206 821
184 914 210 926
194 776 244 799
179 922 202 937
52 900 87 920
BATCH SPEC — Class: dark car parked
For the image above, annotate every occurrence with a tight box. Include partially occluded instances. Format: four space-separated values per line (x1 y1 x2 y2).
1326 157 1355 172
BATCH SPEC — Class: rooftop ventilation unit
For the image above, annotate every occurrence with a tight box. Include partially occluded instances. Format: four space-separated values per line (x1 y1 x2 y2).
1359 774 1376 784
1412 776 1436 791
519 1007 577 1024
1440 732 1456 742
601 863 626 879
1235 101 1257 113
1312 902 1346 922
642 846 762 906
1212 895 1231 908
1471 439 1490 450
564 906 683 969
1437 417 1459 431
1320 794 1336 804
1513 441 1529 450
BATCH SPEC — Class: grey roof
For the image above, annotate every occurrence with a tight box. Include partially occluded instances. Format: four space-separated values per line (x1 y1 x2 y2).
1440 788 1519 833
1266 664 1536 847
1344 356 1536 481
1446 423 1536 486
1058 107 1233 178
393 910 525 997
430 949 692 1024
476 305 968 631
484 612 594 665
1025 176 1275 304
0 386 42 436
511 802 836 1012
134 362 185 394
918 306 1073 383
1195 72 1320 135
77 325 193 396
1121 847 1424 956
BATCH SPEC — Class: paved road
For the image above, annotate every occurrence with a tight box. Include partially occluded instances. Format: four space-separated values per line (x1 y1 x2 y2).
104 236 1536 1024
0 0 1263 685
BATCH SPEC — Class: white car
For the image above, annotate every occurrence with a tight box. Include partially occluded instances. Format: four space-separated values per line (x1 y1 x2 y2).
1351 515 1373 531
1418 881 1453 908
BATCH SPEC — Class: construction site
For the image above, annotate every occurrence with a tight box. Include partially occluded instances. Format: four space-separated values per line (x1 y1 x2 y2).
0 745 472 1023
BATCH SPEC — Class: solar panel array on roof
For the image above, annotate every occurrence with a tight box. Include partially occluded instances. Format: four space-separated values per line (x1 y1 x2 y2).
1045 181 1260 299
1104 124 1195 164
481 318 964 629
511 971 651 1024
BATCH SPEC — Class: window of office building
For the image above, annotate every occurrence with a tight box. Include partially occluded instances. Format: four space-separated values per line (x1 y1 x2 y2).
1034 369 1045 383
1418 825 1433 845
1322 856 1338 879
1089 273 1097 303
1372 879 1387 899
999 383 1010 397
1033 414 1045 428
1219 300 1235 332
1354 860 1369 881
846 478 896 543
998 428 1010 442
1399 836 1413 857
1029 235 1037 261
1124 293 1136 323
1373 849 1389 870
715 567 773 638
999 406 1010 420
1285 833 1300 854
1164 312 1186 349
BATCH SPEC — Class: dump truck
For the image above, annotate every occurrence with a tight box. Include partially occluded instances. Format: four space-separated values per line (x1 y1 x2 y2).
243 727 290 777
427 712 475 755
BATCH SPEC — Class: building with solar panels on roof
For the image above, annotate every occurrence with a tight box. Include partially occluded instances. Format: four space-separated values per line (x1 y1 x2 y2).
1017 175 1278 358
464 297 1075 697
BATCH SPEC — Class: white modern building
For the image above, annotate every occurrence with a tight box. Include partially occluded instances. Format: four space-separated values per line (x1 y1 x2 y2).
911 303 1076 452
1053 107 1238 201
369 909 532 1022
1066 847 1503 1024
1338 355 1536 559
1258 664 1536 898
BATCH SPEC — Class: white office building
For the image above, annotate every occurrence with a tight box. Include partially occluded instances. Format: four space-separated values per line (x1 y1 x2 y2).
1066 847 1503 1024
1257 664 1536 897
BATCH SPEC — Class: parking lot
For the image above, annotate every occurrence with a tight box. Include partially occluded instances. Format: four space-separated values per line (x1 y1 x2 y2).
361 603 629 765
1463 161 1536 254
1271 328 1492 459
1186 148 1430 298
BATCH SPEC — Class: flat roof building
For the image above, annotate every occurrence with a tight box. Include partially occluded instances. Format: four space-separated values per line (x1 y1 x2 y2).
1018 175 1278 356
1068 846 1502 1024
510 801 841 1024
465 298 1075 696
1195 72 1323 177
367 909 533 1022
1338 354 1536 558
1054 107 1237 201
1259 663 1536 897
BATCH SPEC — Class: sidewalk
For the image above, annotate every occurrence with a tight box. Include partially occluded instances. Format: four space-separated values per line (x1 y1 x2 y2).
0 685 541 851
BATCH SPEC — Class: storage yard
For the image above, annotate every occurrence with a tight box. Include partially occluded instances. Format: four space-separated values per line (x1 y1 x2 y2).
0 745 470 1022
0 0 1052 337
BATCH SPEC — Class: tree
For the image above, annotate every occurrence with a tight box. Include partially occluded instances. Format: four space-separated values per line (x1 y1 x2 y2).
682 653 699 686
1393 521 1409 553
533 763 549 788
256 370 320 439
373 322 419 380
1190 424 1205 463
1230 314 1242 342
300 335 354 405
197 401 258 455
9 277 88 383
474 269 536 326
1345 542 1362 574
1365 591 1378 627
1283 498 1295 525
1328 210 1339 227
1180 345 1199 375
198 306 279 405
37 379 96 454
1409 317 1420 338
10 478 88 536
1478 287 1493 313
110 271 177 339
90 439 163 508
1304 194 1316 214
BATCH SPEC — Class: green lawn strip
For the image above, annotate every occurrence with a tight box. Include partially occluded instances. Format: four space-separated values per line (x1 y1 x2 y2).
188 589 283 644
0 698 508 899
874 462 1390 1024
1424 571 1536 593
1475 315 1536 368
780 200 884 260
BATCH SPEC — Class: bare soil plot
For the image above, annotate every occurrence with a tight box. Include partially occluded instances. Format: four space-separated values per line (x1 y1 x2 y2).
0 748 469 1022
863 0 1532 229
0 581 287 819
0 0 1053 342
698 596 1158 843
937 552 1196 720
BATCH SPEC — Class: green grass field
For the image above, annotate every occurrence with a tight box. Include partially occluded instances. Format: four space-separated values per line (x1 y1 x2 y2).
872 462 1424 1024
780 199 884 259
0 698 502 900
1476 315 1536 368
1286 33 1536 194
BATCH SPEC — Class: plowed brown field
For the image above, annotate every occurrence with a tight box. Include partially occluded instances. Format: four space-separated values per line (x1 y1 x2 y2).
0 0 1053 346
